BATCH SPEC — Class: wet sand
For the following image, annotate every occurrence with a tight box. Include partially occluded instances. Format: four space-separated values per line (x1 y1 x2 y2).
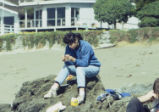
0 42 159 104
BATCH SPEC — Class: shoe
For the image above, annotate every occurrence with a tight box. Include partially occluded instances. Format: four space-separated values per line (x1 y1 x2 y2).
76 95 85 104
44 89 57 98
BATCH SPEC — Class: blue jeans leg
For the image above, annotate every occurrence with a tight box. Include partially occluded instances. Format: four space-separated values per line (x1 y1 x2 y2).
55 65 76 85
76 66 100 88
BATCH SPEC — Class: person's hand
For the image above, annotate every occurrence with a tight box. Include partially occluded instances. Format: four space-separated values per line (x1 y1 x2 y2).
63 55 76 62
65 55 70 61
62 55 71 62
62 56 65 62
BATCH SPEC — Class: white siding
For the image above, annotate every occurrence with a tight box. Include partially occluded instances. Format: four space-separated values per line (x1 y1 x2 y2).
0 9 17 17
0 8 19 34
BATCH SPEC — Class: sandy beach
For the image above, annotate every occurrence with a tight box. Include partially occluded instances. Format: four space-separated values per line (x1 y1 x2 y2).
0 42 159 104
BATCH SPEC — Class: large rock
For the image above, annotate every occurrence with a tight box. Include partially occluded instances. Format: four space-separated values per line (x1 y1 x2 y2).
12 75 107 112
0 75 153 112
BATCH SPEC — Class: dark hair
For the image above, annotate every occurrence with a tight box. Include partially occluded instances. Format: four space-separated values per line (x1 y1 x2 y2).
63 32 83 44
75 33 83 40
153 78 159 94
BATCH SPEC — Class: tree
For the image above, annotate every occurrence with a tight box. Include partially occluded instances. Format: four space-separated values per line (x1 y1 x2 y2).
93 0 135 29
137 1 159 27
134 0 157 11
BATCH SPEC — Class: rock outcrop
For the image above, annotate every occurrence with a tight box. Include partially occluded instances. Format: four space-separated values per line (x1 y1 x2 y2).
0 75 153 112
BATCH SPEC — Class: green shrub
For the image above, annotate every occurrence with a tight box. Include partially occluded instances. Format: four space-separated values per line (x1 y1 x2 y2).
128 29 138 42
109 30 128 43
110 27 159 43
151 27 159 39
0 34 17 51
47 32 57 48
22 33 35 49
0 39 3 51
34 32 46 48
0 30 103 52
81 30 102 47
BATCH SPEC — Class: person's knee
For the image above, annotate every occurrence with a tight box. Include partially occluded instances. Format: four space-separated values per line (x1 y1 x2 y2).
130 97 140 104
76 67 85 74
126 97 141 112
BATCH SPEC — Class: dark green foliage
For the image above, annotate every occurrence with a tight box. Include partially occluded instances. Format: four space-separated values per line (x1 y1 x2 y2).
139 17 159 27
94 0 135 29
134 0 158 11
136 1 159 27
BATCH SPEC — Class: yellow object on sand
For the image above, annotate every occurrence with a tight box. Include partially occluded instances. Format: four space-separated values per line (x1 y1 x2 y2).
71 97 79 106
66 75 73 81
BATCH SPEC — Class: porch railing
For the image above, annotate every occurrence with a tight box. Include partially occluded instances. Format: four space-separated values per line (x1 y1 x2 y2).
19 19 42 28
0 24 14 34
19 18 65 28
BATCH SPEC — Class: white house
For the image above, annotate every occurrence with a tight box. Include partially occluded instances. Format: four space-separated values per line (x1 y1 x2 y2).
0 0 19 35
18 0 103 32
0 0 140 34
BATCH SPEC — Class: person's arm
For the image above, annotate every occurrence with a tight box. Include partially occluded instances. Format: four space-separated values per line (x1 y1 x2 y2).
138 90 157 103
75 44 92 67
63 46 92 67
63 46 75 65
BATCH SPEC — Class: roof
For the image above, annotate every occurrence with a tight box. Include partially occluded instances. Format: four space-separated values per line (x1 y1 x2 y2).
0 6 18 15
0 0 19 13
0 0 18 6
19 0 96 6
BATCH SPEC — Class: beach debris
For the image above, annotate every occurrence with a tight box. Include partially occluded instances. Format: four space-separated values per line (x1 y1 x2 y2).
97 89 131 102
149 51 153 54
96 93 109 102
46 101 66 112
127 74 132 78
66 75 74 81
70 97 79 106
136 64 140 67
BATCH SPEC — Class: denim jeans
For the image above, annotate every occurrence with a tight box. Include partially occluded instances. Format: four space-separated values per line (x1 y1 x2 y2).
55 65 100 88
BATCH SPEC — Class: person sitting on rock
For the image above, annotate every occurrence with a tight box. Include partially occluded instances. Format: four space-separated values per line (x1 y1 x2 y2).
44 32 101 104
126 78 159 112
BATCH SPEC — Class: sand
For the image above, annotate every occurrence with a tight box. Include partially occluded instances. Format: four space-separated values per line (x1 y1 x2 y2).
0 42 159 104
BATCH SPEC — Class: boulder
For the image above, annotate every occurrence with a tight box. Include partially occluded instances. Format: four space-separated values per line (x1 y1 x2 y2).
0 74 153 112
12 75 107 112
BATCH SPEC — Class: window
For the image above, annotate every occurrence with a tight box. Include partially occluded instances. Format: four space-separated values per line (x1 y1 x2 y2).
57 7 65 26
47 7 65 26
71 8 79 26
4 17 14 25
35 10 42 27
47 8 55 26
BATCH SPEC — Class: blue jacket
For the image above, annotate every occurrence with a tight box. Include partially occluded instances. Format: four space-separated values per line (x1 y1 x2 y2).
65 40 101 67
